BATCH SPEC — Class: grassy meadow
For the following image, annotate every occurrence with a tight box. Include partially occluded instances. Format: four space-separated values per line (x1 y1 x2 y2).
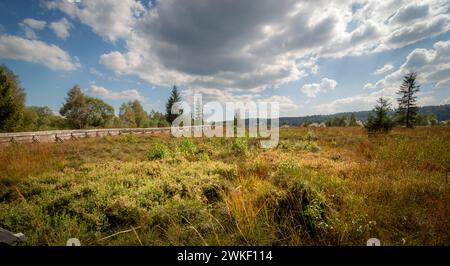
0 127 449 246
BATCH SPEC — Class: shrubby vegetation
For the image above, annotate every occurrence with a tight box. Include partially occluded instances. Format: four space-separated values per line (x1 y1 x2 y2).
147 143 170 160
232 138 249 156
177 139 198 156
22 106 66 131
0 127 448 245
278 139 321 152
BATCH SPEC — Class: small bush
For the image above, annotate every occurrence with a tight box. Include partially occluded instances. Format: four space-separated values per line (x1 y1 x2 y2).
330 154 342 161
271 177 330 239
150 199 207 227
278 140 291 150
148 143 170 160
104 197 142 228
304 131 318 141
279 140 320 152
273 158 302 187
212 164 238 180
178 139 197 156
304 197 328 232
198 152 210 161
232 138 249 156
278 158 299 174
297 141 321 152
251 158 272 179
125 134 139 143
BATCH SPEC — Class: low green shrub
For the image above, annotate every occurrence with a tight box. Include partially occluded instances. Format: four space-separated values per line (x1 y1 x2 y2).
104 196 142 228
125 134 139 144
198 152 210 161
278 140 291 150
304 131 318 141
232 138 249 156
178 139 198 156
296 141 321 152
148 144 170 160
211 164 238 180
270 176 330 240
278 140 321 152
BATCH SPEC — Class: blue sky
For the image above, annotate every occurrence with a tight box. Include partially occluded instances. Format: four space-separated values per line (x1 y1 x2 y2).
0 0 449 117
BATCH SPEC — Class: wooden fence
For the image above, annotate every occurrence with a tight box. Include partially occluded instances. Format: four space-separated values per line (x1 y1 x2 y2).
0 126 215 145
0 127 173 145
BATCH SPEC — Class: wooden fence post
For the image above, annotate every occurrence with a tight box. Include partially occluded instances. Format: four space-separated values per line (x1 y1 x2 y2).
55 134 64 143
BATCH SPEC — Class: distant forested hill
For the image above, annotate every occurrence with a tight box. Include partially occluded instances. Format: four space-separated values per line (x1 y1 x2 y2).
279 104 450 126
419 104 450 121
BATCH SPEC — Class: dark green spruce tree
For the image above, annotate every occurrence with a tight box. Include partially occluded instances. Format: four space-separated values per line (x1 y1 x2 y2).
365 97 394 133
349 113 358 126
397 72 420 128
165 86 182 124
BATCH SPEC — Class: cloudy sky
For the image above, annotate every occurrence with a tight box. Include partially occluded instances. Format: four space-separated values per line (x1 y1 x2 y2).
0 0 449 117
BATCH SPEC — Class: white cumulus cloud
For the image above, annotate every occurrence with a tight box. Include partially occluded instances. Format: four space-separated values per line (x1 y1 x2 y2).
372 64 395 75
44 0 450 92
22 18 47 30
50 18 72 39
46 0 146 42
315 39 450 114
89 83 144 102
301 78 338 98
20 18 47 39
0 34 80 71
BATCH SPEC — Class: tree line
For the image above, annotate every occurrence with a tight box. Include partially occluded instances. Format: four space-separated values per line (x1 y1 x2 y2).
0 64 438 134
0 65 181 132
324 113 360 127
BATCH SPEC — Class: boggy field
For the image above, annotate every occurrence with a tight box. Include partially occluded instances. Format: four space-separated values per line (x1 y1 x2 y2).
0 127 449 246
